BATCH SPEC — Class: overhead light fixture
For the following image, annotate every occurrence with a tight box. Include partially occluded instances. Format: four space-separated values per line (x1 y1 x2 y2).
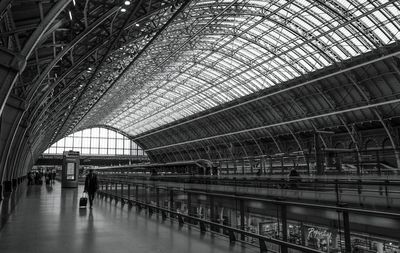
124 1 131 5
72 0 76 6
135 23 140 27
68 10 73 20
121 8 126 12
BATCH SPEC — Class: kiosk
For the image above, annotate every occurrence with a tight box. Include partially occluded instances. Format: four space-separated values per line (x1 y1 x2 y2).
62 150 80 188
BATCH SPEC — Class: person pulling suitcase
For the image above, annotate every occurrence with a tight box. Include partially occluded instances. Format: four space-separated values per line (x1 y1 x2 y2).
84 169 98 209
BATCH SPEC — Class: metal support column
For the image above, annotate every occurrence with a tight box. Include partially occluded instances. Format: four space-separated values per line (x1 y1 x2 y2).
135 185 139 201
144 185 148 204
240 199 245 241
187 191 192 223
269 156 273 175
343 211 351 253
169 189 174 217
156 187 160 207
281 204 288 253
315 132 324 175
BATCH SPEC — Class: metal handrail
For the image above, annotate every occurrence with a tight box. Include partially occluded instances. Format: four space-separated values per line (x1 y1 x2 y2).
98 182 323 253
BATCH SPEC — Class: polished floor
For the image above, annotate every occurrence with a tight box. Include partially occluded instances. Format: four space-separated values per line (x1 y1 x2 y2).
0 182 256 253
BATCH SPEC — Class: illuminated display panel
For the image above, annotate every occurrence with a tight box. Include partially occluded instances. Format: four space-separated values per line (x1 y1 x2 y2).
66 163 75 181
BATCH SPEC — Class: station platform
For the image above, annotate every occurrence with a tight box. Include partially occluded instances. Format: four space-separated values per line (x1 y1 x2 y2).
0 182 256 253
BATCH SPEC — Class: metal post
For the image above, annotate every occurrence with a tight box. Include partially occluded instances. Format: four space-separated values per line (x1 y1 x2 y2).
376 150 381 175
355 151 360 175
144 185 148 204
335 179 340 204
128 184 131 200
269 156 273 175
281 204 288 253
210 195 217 232
240 199 245 241
156 187 160 207
120 182 123 198
169 189 174 217
187 191 192 224
343 211 351 253
315 132 324 175
115 182 118 196
135 185 139 201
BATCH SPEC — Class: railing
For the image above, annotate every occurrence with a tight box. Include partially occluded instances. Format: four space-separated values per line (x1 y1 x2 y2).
97 179 323 253
97 178 400 253
97 174 400 209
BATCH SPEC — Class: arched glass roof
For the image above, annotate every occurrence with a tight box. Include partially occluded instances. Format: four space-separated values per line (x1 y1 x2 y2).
79 0 400 136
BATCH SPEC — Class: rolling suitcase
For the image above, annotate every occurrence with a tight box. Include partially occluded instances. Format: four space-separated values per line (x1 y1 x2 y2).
79 193 88 209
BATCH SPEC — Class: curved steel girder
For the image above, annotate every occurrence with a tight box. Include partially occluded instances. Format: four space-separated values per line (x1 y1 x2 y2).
30 31 152 130
0 106 24 182
115 71 233 130
55 0 147 139
260 98 304 153
224 105 264 156
111 0 395 132
313 84 361 152
0 0 72 116
284 89 328 148
135 46 400 142
0 0 12 20
114 50 271 129
151 113 230 161
244 104 278 155
194 113 240 159
164 118 213 161
313 0 381 49
26 6 120 105
71 0 196 134
30 33 154 137
28 3 176 136
346 71 400 170
164 126 197 161
112 18 326 130
16 34 119 151
144 96 400 152
188 122 222 160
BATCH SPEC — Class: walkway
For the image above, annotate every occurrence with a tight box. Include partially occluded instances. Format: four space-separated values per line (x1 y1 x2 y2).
0 182 256 253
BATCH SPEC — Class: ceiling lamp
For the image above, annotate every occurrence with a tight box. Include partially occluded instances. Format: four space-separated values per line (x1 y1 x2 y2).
124 1 131 5
121 8 126 12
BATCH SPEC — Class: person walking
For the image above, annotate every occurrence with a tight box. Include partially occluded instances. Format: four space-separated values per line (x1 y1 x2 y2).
84 169 98 209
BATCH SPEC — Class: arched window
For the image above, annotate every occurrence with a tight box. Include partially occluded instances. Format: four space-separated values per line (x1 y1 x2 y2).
43 127 146 156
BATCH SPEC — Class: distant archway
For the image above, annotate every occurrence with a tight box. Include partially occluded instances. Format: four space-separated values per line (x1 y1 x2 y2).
43 127 146 156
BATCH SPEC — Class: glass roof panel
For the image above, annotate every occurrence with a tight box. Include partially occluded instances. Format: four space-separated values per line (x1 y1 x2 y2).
78 0 400 136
